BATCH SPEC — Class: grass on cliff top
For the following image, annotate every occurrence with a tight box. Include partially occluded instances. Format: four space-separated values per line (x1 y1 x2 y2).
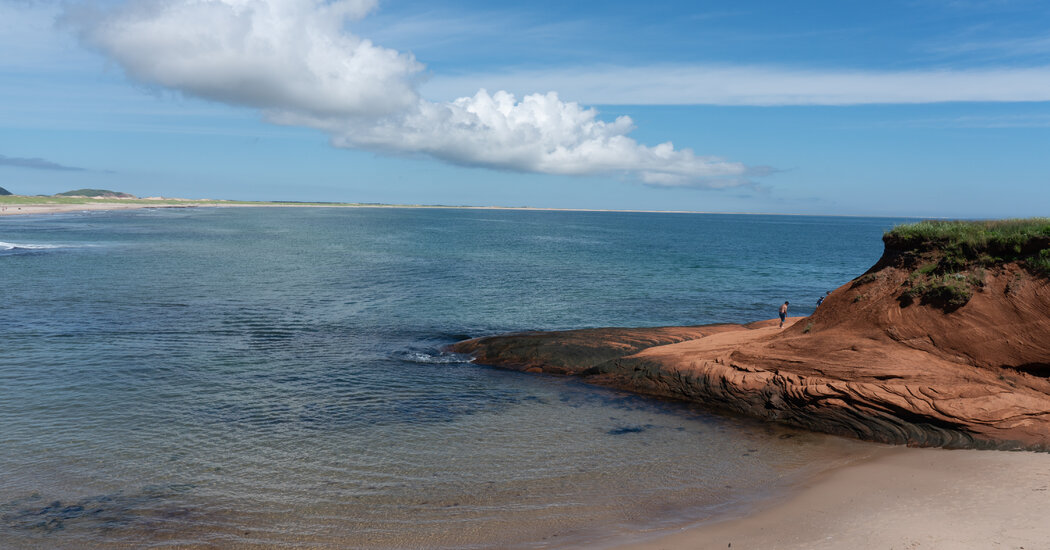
883 220 1050 305
887 218 1050 252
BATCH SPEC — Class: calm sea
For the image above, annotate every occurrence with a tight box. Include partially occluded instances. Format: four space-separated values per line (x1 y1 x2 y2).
0 207 911 548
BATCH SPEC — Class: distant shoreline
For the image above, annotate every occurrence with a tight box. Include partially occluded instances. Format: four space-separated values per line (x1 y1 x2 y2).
0 196 915 218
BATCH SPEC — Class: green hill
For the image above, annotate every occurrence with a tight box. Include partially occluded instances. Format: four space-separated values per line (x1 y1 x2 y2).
55 189 136 198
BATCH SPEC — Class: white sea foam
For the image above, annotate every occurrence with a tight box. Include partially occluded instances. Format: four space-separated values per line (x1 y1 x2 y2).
396 350 473 364
0 241 65 250
0 241 87 253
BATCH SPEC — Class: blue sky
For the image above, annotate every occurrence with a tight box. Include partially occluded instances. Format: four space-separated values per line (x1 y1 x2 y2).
1 0 1048 217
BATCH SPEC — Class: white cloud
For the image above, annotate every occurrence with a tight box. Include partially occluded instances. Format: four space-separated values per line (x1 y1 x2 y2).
63 0 752 189
423 65 1050 106
68 0 421 117
274 89 750 187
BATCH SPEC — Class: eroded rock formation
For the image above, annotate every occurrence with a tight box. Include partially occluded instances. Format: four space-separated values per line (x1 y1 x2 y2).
452 233 1050 450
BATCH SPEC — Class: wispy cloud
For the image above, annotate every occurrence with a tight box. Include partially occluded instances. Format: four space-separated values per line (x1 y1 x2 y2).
354 7 594 58
62 0 756 189
928 35 1050 60
423 65 1050 106
0 154 85 171
892 113 1050 128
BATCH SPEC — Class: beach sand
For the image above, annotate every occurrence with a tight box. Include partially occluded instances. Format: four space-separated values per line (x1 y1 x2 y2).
611 446 1050 550
0 202 186 216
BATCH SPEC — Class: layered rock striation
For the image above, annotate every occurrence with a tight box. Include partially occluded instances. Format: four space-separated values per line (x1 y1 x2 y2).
453 222 1050 450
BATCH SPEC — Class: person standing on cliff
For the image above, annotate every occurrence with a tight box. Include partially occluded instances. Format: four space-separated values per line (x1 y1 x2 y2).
779 301 789 328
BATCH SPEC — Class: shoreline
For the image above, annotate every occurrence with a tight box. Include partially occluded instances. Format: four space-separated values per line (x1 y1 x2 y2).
607 445 1050 550
0 202 199 216
0 199 918 218
451 320 1050 548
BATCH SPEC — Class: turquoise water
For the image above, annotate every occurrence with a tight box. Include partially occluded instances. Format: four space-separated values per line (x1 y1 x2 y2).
0 208 910 548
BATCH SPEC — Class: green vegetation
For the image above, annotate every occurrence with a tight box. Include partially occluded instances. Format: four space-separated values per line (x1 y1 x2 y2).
887 219 1050 261
917 262 938 275
899 276 973 311
885 219 1050 311
1033 249 1050 275
886 218 1050 244
887 218 1050 275
55 189 136 198
851 272 880 287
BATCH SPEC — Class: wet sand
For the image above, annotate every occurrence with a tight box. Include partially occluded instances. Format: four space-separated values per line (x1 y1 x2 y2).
611 445 1050 550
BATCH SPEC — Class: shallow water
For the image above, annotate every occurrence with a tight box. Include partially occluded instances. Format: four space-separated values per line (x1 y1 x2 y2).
0 207 910 548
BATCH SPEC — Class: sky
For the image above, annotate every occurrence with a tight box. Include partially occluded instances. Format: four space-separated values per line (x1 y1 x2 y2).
1 0 1048 217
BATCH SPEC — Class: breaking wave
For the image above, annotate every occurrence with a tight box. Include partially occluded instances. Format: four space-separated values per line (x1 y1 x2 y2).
0 241 65 251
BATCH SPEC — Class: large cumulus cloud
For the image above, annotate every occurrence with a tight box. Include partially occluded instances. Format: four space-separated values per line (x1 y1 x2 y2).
66 0 755 188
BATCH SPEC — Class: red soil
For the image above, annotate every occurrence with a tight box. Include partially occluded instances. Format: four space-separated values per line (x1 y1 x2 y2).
453 257 1050 449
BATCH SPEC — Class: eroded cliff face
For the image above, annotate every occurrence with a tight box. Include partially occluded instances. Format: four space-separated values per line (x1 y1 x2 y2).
451 248 1050 450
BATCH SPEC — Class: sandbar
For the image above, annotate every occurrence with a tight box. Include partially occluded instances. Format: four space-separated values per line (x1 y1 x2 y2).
0 202 186 216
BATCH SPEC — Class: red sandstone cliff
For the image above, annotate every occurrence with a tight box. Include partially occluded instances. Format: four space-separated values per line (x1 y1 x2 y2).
452 234 1050 450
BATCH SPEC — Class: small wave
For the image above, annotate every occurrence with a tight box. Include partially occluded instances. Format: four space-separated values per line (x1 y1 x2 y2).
0 241 65 251
394 350 473 365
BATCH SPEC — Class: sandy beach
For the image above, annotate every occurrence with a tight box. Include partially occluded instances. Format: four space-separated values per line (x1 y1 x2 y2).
0 202 191 216
612 445 1050 550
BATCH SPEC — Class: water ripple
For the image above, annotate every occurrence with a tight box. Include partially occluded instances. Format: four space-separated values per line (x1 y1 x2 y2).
0 208 896 548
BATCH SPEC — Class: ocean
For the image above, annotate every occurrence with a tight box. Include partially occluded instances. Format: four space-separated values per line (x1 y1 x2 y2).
1 207 911 548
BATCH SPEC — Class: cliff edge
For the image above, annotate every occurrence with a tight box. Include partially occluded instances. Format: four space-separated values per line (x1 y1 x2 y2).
452 220 1050 450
